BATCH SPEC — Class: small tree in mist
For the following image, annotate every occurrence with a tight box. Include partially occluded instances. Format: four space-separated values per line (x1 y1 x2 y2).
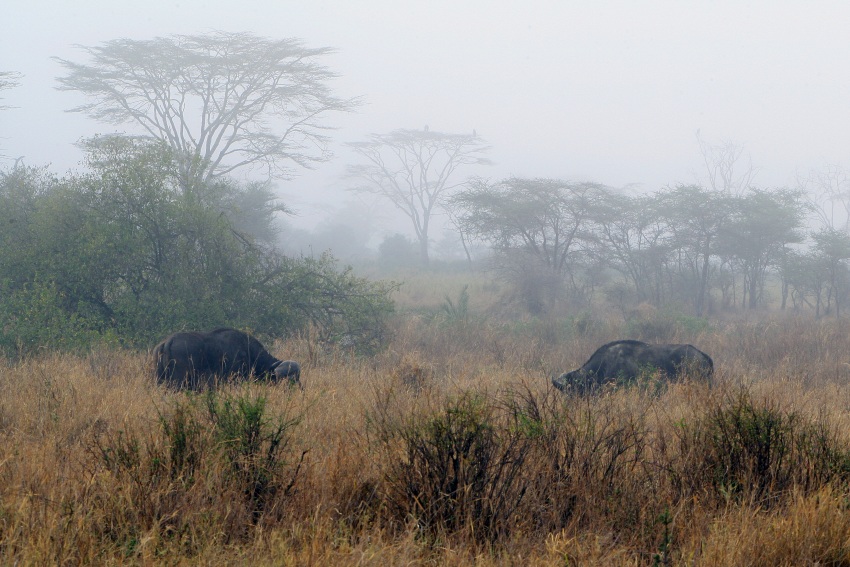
788 166 850 316
812 228 850 318
695 130 757 196
718 189 806 310
784 229 850 318
451 177 605 313
347 128 491 266
593 190 669 307
799 164 850 233
55 31 356 192
657 185 731 316
279 201 375 262
378 233 419 270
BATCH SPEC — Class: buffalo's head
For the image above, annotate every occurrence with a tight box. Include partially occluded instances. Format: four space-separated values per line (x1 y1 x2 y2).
272 360 302 389
552 369 595 394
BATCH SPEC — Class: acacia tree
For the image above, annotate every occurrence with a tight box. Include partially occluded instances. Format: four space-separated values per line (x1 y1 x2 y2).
809 228 850 317
657 185 731 316
347 128 491 266
54 31 356 192
593 191 669 306
451 177 605 312
719 189 806 310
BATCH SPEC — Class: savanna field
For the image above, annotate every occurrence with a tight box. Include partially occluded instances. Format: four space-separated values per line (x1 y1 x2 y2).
8 10 850 567
5 274 850 566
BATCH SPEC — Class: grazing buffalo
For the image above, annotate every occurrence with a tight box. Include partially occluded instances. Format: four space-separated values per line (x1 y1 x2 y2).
153 327 301 391
553 339 713 394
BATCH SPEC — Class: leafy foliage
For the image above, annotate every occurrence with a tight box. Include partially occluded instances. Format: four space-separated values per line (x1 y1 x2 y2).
0 140 394 355
377 233 420 270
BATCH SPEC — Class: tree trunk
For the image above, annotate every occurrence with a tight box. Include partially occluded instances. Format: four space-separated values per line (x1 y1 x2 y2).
457 229 474 271
419 234 430 267
696 249 711 317
748 270 759 309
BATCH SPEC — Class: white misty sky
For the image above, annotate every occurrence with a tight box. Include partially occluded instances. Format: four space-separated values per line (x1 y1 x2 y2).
2 0 850 232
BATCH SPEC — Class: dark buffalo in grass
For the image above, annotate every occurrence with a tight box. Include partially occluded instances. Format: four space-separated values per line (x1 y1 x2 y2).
153 327 301 391
553 339 713 394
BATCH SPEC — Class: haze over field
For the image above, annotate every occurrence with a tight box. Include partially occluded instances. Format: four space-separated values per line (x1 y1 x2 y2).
8 6 850 563
3 0 850 233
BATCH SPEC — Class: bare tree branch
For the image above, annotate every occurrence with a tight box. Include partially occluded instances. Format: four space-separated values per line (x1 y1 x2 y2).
695 130 758 196
797 164 850 233
0 71 22 110
0 71 23 158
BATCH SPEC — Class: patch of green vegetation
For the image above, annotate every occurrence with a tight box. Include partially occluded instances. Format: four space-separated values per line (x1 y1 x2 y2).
626 308 711 341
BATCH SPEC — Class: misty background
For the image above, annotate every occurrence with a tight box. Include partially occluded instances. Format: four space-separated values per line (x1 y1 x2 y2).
3 1 850 263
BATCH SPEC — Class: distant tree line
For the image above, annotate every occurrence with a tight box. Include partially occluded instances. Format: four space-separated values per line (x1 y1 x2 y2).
451 178 850 318
5 27 850 355
0 137 394 356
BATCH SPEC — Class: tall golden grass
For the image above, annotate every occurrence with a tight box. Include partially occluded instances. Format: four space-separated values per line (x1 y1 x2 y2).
3 309 850 565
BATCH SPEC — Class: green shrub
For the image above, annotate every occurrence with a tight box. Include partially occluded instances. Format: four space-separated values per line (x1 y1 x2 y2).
440 284 470 325
378 233 420 269
517 388 651 535
0 279 116 357
671 388 850 504
0 153 396 355
376 391 533 543
625 308 710 342
159 399 205 483
205 390 307 521
88 388 307 551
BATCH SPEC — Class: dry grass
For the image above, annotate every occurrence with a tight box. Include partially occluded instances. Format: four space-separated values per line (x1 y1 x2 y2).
4 311 850 565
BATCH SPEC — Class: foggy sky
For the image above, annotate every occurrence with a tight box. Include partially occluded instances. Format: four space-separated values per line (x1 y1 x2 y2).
3 0 850 233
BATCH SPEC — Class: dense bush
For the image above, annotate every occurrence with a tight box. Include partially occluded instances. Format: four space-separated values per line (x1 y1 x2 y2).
362 379 850 558
668 388 850 505
374 391 533 543
378 233 420 270
0 142 395 356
